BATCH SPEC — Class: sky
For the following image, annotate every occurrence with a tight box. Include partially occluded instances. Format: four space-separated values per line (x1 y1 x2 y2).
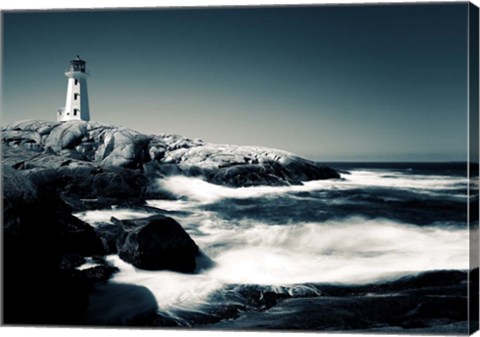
1 3 471 161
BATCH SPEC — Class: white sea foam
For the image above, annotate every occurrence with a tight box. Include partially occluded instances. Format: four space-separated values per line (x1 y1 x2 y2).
80 170 468 317
104 213 468 313
146 199 197 212
105 255 223 319
74 209 155 227
198 218 468 285
343 170 466 191
153 170 466 204
76 258 101 271
154 176 291 203
152 175 337 203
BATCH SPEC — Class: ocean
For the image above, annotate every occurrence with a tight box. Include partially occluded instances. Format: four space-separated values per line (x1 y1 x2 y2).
74 162 475 332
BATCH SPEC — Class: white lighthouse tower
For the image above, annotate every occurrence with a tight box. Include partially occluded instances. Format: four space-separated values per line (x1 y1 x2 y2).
57 55 91 122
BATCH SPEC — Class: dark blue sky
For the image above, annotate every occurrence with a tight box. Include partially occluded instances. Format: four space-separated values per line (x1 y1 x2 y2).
1 3 470 161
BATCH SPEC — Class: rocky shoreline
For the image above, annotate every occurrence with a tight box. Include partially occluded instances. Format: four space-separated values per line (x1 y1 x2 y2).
2 119 339 196
3 120 476 331
2 119 340 325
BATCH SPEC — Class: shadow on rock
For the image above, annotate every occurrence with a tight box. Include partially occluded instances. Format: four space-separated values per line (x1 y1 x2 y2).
85 282 158 326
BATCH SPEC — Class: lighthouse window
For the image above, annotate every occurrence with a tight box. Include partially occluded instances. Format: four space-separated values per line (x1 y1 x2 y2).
73 109 78 116
74 79 78 85
74 93 79 100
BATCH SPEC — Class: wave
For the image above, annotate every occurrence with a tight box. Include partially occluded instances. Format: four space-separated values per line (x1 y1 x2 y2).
79 168 469 323
148 172 467 227
152 175 317 203
344 170 466 191
102 213 468 317
152 170 466 204
105 255 224 322
146 199 195 212
74 209 156 227
195 217 468 285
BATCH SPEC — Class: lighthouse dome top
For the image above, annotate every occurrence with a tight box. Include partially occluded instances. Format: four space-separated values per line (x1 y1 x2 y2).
69 55 86 73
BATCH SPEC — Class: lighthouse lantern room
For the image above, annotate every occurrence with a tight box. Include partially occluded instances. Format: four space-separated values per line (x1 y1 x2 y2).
57 55 91 122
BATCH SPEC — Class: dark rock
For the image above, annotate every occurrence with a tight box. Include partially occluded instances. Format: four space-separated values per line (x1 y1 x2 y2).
59 192 90 211
209 164 292 187
3 266 91 325
206 160 340 187
86 283 158 326
58 213 105 256
3 209 92 325
2 165 104 325
83 265 120 284
117 215 199 272
239 287 290 310
59 253 86 270
283 161 341 181
95 222 128 254
88 168 147 198
3 146 147 201
2 166 39 230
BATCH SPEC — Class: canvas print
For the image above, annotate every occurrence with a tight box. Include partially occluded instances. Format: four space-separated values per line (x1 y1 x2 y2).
1 2 479 334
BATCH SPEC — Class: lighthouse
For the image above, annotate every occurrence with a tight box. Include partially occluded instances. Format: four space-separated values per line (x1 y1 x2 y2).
57 56 91 122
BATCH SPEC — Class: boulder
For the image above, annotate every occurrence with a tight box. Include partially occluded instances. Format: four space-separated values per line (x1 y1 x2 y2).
147 138 167 161
165 143 341 187
85 283 158 326
75 168 147 199
57 212 105 257
3 167 105 257
95 222 128 254
2 166 105 325
96 128 151 168
2 145 147 201
5 119 58 133
2 130 42 145
116 215 199 272
2 165 39 204
83 265 120 284
44 121 87 152
208 164 292 187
